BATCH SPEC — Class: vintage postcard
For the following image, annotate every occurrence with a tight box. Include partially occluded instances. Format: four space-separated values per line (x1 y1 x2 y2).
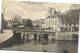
0 0 79 53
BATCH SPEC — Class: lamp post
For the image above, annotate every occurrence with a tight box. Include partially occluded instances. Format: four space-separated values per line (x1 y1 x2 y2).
1 13 3 33
1 8 5 33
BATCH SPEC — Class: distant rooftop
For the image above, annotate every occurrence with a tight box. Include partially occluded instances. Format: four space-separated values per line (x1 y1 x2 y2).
33 19 45 23
46 15 59 19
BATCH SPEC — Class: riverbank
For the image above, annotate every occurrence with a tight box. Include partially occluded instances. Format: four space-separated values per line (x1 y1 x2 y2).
0 30 13 48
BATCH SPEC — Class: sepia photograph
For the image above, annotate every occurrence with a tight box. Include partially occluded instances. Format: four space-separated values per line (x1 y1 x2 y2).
0 0 79 53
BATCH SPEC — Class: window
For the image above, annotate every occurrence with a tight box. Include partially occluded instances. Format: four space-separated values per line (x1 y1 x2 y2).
55 19 57 25
52 19 54 25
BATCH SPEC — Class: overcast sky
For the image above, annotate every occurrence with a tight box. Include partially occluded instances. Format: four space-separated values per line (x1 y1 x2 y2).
3 0 80 20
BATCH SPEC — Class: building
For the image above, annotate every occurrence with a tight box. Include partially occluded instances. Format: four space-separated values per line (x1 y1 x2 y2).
33 19 45 29
45 8 61 31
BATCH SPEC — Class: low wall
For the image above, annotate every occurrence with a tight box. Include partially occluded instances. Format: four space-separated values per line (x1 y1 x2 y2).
0 35 14 48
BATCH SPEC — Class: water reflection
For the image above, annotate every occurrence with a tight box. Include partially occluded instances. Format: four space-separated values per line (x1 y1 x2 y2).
1 34 78 53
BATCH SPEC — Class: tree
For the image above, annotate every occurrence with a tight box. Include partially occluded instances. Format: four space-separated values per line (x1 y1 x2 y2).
11 15 22 28
59 9 80 26
1 13 8 30
23 19 33 28
2 15 8 29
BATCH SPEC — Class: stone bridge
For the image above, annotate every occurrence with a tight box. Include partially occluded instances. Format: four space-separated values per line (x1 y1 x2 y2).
13 29 56 44
13 29 78 44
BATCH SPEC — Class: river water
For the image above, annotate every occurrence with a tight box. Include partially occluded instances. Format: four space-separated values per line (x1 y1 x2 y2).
1 39 78 53
0 33 78 53
58 40 78 53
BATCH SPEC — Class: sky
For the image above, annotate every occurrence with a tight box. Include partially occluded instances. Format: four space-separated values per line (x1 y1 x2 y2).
2 0 80 20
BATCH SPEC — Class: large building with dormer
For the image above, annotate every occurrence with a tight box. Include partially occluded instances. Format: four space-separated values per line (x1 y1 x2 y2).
45 8 61 31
